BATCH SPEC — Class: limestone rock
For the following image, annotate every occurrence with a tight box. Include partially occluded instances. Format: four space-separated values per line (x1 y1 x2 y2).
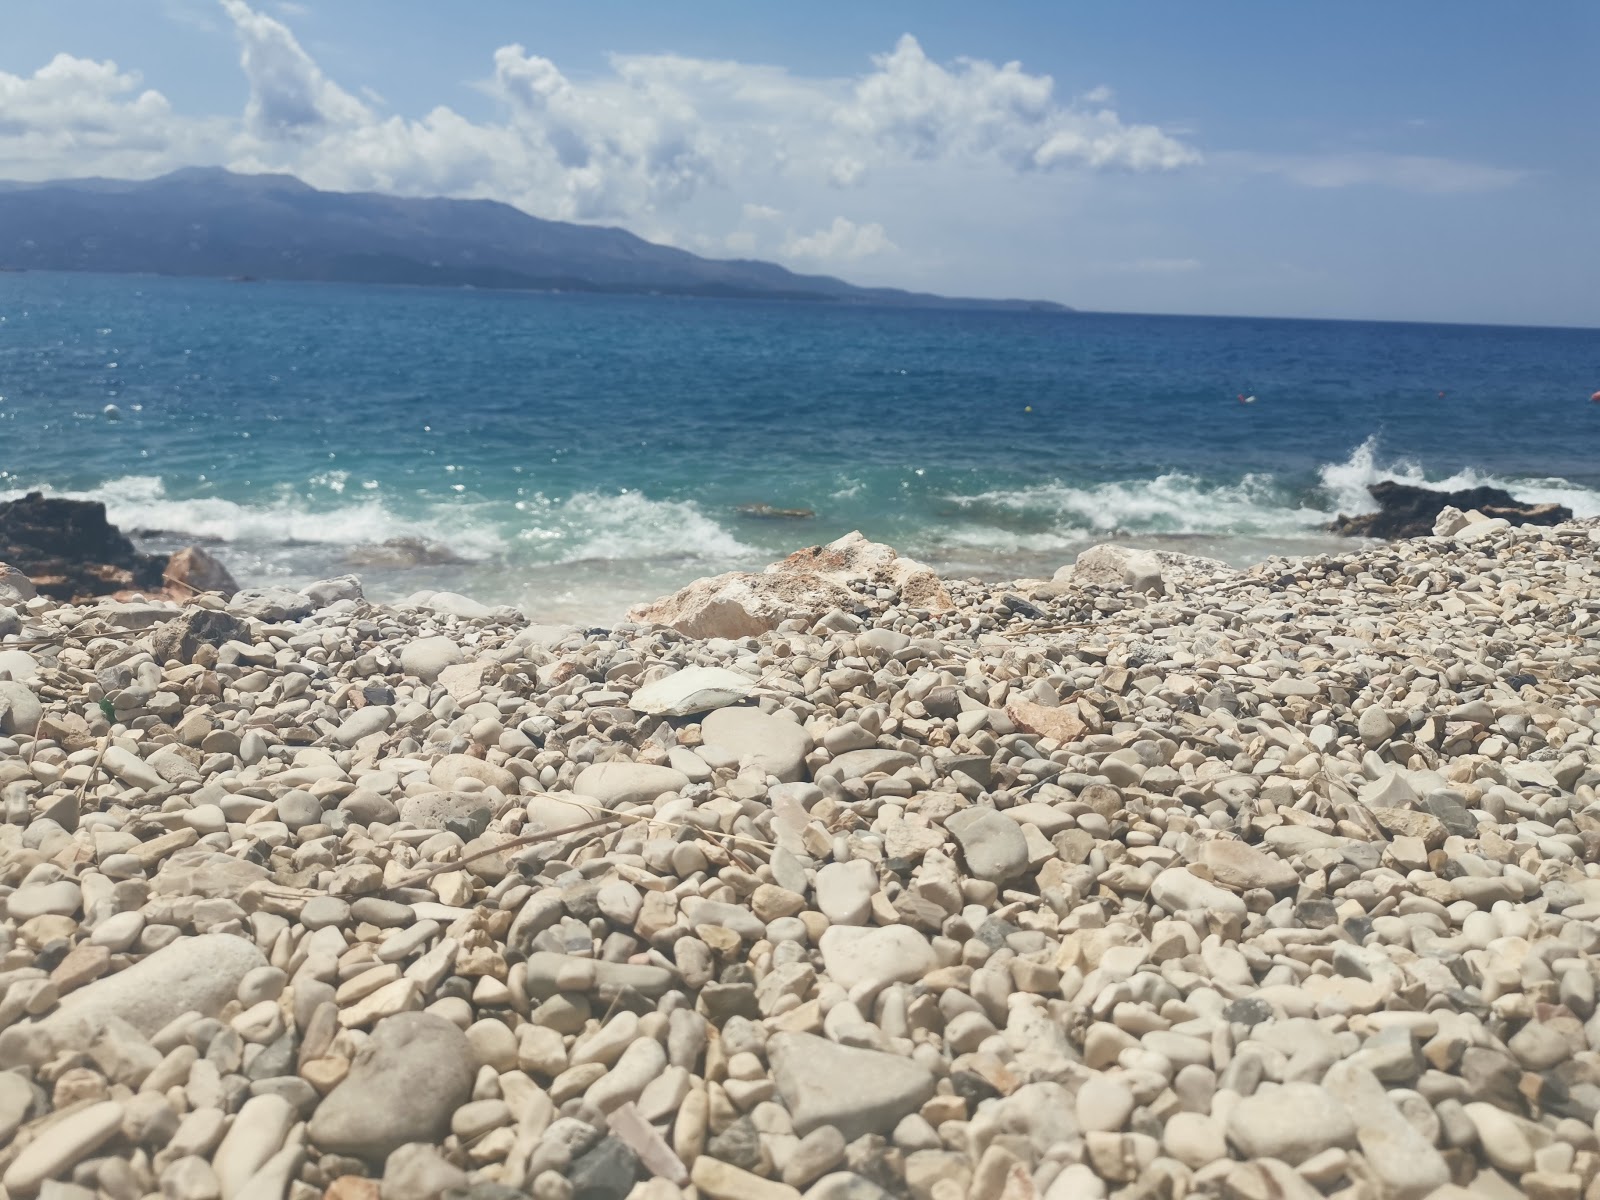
43 932 266 1043
229 587 313 622
399 636 463 684
0 680 42 736
573 762 689 806
164 546 239 599
308 1012 476 1162
944 807 1028 884
769 1033 935 1140
700 706 813 783
630 666 756 716
1225 1082 1357 1165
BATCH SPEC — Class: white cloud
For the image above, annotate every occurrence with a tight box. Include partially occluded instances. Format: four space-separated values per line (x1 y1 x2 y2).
0 54 225 179
1238 151 1525 194
0 4 1204 223
837 35 1197 173
220 0 368 137
783 217 896 262
742 203 781 221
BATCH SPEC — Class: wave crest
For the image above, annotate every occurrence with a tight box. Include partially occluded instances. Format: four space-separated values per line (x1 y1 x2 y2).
1319 436 1600 518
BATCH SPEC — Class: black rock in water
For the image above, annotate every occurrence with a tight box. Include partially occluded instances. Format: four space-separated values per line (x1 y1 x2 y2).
1329 479 1571 539
0 491 169 599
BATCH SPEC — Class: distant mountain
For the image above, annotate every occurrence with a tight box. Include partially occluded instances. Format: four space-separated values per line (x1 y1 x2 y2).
0 168 1069 312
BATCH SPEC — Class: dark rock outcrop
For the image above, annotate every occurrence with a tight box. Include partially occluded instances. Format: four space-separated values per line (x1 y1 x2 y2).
1329 481 1571 539
0 492 169 599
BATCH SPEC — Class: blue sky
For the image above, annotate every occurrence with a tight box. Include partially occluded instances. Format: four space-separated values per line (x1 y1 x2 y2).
3 1 1596 325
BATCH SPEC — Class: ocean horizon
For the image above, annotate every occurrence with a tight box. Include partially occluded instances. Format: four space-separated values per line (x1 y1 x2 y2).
4 269 1599 622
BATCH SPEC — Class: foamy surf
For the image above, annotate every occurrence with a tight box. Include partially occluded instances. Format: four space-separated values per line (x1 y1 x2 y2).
1319 436 1600 519
13 435 1600 619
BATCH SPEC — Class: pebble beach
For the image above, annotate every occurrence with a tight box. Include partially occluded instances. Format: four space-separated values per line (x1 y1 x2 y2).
3 511 1600 1200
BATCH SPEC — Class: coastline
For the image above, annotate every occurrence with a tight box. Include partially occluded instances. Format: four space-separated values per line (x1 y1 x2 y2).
2 517 1600 1196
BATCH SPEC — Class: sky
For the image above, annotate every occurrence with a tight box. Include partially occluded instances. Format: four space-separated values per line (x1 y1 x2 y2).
2 1 1597 326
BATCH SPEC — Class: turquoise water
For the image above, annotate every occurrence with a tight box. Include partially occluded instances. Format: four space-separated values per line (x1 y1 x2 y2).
3 271 1598 620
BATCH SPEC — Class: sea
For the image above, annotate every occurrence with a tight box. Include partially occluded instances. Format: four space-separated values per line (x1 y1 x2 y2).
3 271 1598 623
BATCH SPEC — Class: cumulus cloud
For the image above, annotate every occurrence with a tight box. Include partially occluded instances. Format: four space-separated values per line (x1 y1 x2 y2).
783 217 896 261
0 3 1207 223
838 35 1196 173
220 0 368 137
0 54 224 178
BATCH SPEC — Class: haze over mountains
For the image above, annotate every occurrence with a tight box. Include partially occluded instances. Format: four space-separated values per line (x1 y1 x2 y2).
0 168 1067 311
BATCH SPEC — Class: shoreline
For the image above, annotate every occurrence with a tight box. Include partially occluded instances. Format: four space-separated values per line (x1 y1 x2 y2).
2 517 1599 1197
126 524 1372 629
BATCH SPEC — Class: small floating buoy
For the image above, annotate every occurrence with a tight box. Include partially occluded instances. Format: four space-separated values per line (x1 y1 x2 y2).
1024 405 1033 413
1237 393 1256 405
103 404 121 420
1591 390 1600 403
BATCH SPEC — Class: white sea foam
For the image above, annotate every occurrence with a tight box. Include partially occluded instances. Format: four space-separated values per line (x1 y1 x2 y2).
939 438 1600 545
515 490 756 564
23 475 509 559
1318 436 1600 518
943 471 1327 540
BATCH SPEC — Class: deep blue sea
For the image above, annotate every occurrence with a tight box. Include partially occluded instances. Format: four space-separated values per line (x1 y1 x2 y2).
3 272 1598 620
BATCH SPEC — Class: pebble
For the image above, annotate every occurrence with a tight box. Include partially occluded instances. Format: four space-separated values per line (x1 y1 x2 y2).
307 1013 476 1161
2 1100 124 1196
2 519 1599 1200
769 1033 934 1140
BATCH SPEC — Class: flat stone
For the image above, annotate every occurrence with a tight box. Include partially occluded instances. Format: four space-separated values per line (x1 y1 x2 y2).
380 1144 467 1200
99 745 165 791
700 707 813 783
1151 867 1247 916
814 749 916 784
213 1094 295 1200
427 755 515 794
573 762 689 806
1225 1082 1356 1165
526 793 603 835
334 706 394 748
523 954 678 1000
398 636 462 683
2 1100 123 1196
814 860 875 926
6 880 81 921
944 808 1028 884
769 1033 935 1141
631 667 756 716
818 926 937 994
1199 841 1298 892
1321 1062 1448 1200
0 680 43 735
0 1072 32 1143
308 1012 476 1162
396 792 493 832
230 587 312 622
43 932 266 1043
1462 1102 1535 1174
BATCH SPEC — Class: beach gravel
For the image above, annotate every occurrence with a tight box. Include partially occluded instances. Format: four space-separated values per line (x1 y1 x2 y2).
2 519 1600 1198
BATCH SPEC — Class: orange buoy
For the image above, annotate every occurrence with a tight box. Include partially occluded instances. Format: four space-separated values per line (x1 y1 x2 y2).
1591 390 1600 403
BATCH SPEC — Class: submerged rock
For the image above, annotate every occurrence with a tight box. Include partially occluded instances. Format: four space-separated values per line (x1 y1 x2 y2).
1330 479 1571 538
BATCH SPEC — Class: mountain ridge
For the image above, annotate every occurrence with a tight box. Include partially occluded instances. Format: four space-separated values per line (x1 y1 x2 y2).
0 167 1070 312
